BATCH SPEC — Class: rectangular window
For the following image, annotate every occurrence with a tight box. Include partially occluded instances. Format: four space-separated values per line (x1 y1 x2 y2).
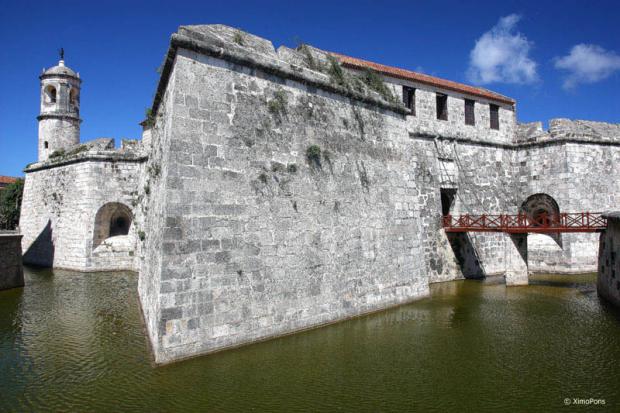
436 94 448 121
490 104 500 130
464 99 475 126
402 86 416 115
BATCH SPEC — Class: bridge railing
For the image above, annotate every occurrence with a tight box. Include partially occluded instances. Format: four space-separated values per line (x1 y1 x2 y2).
442 212 607 233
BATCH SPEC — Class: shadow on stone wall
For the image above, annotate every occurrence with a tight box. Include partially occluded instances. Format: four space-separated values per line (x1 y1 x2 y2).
23 220 54 267
447 232 484 279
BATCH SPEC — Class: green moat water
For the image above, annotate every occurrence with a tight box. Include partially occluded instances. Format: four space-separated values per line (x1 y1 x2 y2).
1 267 619 411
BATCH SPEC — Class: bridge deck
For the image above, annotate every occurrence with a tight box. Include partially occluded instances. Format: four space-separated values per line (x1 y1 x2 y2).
442 212 607 233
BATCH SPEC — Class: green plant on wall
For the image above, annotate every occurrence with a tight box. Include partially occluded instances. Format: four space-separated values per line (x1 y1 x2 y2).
299 44 324 72
267 90 288 119
359 68 397 103
144 108 156 128
49 148 65 158
306 145 322 168
233 31 245 46
327 55 348 87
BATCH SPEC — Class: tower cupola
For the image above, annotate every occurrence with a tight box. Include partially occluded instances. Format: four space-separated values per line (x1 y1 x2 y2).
38 49 82 161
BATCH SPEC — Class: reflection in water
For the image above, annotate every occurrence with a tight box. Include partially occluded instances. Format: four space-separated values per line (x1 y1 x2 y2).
1 268 619 411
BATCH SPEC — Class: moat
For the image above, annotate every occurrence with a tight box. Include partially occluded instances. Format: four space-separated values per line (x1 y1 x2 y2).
1 267 619 411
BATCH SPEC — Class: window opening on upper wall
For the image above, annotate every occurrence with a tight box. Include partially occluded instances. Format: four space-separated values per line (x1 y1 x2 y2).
436 93 448 121
465 99 475 126
490 104 500 130
402 86 416 115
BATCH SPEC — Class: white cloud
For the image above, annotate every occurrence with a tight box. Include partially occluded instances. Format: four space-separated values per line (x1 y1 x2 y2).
467 14 538 84
554 44 620 89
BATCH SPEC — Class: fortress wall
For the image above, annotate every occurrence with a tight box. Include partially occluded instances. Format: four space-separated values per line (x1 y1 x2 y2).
408 135 522 282
143 47 434 363
515 142 575 272
448 142 520 277
517 137 620 273
598 213 620 307
20 158 142 271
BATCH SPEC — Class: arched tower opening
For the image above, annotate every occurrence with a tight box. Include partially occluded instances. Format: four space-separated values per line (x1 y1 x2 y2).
93 203 133 249
69 87 79 109
44 85 57 104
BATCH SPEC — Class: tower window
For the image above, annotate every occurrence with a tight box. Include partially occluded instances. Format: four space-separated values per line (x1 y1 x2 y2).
436 93 448 121
490 104 500 130
464 99 475 126
44 141 48 149
70 88 79 107
402 86 416 115
44 85 57 104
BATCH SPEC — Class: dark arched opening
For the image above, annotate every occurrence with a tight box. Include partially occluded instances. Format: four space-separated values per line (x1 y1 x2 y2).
109 214 130 237
520 193 560 227
69 88 78 105
45 85 57 104
93 202 133 248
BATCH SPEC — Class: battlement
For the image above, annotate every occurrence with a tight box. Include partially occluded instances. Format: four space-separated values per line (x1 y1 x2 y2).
516 118 620 144
151 25 409 119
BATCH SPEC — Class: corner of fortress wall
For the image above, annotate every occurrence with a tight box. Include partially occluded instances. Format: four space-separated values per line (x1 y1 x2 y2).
140 25 440 363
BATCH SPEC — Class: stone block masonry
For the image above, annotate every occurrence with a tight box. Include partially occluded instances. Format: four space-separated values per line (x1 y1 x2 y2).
141 26 432 363
598 213 620 308
0 233 24 290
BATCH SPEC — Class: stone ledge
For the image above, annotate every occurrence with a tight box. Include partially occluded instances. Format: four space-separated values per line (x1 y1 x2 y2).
37 113 81 122
411 132 620 150
24 152 148 172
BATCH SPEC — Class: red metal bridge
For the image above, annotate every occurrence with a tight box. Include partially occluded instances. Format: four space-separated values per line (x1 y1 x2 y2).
442 212 607 234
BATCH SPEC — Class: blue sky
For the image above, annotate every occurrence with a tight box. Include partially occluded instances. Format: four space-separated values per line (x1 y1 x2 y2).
1 0 619 177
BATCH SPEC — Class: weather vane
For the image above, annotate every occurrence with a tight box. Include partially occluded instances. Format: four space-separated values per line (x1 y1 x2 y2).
59 48 64 60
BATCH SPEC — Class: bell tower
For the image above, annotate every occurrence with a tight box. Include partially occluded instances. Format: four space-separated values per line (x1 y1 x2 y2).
38 49 81 161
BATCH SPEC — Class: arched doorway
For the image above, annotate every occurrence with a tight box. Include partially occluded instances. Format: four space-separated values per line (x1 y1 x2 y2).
93 202 133 248
520 194 563 272
520 193 560 227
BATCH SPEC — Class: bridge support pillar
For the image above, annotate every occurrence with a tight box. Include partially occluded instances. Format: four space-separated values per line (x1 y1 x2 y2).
505 234 528 286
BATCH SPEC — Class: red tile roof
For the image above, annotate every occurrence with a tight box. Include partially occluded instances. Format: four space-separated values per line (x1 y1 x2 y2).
0 176 19 185
330 52 515 106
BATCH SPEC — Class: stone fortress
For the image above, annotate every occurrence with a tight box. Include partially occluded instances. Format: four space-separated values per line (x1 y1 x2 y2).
19 25 620 364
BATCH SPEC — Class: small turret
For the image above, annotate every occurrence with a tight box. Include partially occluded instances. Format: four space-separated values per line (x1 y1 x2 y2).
38 49 81 161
